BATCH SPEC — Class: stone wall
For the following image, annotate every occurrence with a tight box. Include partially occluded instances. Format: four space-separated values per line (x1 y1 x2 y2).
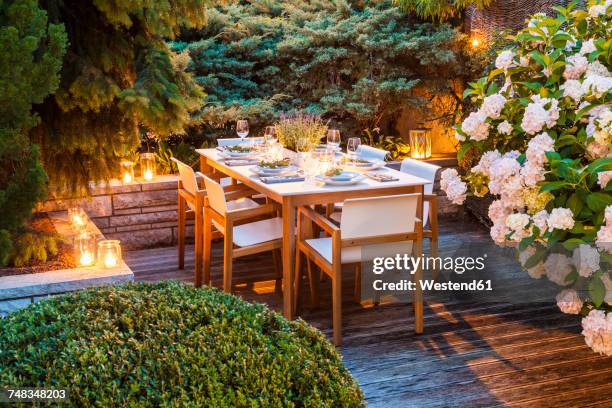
37 175 192 250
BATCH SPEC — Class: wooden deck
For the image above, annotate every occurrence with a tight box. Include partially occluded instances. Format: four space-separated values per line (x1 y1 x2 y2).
125 215 612 407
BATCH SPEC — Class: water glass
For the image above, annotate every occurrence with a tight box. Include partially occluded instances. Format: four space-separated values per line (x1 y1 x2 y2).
236 119 249 143
264 126 277 144
347 137 361 160
327 129 341 151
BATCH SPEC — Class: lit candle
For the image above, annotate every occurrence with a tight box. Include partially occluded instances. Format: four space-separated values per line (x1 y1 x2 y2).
123 172 133 183
104 252 118 268
80 250 94 266
143 169 153 181
68 207 87 229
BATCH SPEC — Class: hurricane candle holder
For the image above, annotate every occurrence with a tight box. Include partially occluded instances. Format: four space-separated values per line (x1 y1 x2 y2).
409 126 432 159
68 207 87 230
98 240 122 269
120 160 135 184
140 153 156 181
74 230 96 267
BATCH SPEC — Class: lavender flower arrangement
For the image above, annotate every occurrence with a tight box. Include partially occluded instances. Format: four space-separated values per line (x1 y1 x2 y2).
274 112 328 151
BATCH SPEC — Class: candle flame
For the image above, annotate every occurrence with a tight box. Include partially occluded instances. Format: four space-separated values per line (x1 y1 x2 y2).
72 215 85 226
143 169 153 180
79 251 94 266
123 172 133 183
104 253 118 268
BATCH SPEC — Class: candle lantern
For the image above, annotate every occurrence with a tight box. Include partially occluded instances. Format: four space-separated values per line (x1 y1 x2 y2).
140 153 156 181
74 230 96 267
98 240 122 269
409 126 432 159
68 207 87 230
120 160 135 184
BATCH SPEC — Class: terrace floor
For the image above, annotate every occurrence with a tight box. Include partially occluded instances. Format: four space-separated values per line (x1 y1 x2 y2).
126 215 612 407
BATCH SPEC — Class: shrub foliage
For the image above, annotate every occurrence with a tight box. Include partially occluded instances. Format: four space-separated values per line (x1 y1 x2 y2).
0 282 364 407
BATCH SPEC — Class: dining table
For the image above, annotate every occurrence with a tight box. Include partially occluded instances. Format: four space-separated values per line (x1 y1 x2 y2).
197 147 430 320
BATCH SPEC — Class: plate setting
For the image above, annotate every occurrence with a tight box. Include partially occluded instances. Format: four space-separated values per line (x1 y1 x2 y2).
340 158 386 172
315 169 365 186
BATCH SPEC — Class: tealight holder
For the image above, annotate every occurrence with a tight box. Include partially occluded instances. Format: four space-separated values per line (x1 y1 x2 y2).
74 230 96 267
98 240 122 269
140 153 156 181
120 160 135 184
68 207 87 230
409 126 432 159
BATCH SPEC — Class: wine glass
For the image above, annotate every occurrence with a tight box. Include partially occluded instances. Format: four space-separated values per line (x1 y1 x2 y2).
236 119 249 144
264 126 277 144
326 129 340 151
347 137 361 161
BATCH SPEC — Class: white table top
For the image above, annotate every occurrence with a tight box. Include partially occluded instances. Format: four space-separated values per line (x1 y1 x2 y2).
197 148 429 197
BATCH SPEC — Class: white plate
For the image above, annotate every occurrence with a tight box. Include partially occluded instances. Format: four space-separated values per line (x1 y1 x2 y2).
316 171 364 186
251 165 298 177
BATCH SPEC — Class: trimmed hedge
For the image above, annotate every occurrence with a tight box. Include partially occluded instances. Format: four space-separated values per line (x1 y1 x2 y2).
0 282 364 407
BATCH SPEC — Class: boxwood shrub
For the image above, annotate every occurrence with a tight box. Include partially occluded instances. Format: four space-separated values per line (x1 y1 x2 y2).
0 281 364 407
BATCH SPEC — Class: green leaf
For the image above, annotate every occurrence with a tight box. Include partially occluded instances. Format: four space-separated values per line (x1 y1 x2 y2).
524 247 546 270
540 181 570 193
589 276 605 308
566 193 584 216
586 192 612 213
562 238 584 251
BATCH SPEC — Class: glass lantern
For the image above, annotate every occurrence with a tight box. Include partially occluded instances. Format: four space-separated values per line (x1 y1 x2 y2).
409 126 432 159
74 230 96 267
140 153 156 181
98 240 122 269
68 207 87 230
120 160 135 184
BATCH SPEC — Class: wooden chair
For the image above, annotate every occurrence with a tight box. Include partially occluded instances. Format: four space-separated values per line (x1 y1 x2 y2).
173 158 259 286
202 175 283 293
296 194 423 346
327 145 389 222
400 158 440 278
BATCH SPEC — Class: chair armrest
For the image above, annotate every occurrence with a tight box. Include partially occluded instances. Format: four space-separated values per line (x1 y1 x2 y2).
299 206 340 236
224 185 259 202
424 194 437 201
226 203 279 222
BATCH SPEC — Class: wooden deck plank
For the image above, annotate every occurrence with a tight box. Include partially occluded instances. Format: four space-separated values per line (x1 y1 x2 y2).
125 216 612 407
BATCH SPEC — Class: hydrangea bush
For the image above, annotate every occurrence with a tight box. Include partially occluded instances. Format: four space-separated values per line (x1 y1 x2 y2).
442 1 612 355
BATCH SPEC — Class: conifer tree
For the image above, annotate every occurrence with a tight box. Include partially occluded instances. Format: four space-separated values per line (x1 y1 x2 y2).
33 0 210 193
0 0 67 265
175 0 483 140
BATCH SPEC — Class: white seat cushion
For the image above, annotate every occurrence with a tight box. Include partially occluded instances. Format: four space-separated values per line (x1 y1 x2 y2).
305 237 414 264
211 198 260 233
233 217 283 247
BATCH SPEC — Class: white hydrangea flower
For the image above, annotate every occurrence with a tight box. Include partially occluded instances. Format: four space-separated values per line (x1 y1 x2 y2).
586 140 609 159
563 54 589 79
598 171 612 188
556 289 583 314
606 205 612 225
596 224 612 254
544 253 573 286
519 55 530 67
497 120 513 135
561 79 584 102
461 111 490 141
481 94 506 119
526 132 555 165
490 221 509 245
588 5 607 17
488 157 521 195
582 74 612 98
505 213 531 240
532 210 549 234
521 96 559 135
472 150 501 177
587 61 611 78
581 309 612 356
495 50 515 70
572 244 600 278
488 199 511 223
548 208 575 231
520 161 546 187
580 39 596 55
440 169 467 205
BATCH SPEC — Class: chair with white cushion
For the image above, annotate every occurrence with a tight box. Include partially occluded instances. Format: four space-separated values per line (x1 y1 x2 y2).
296 194 423 346
400 158 440 277
217 137 264 147
202 175 283 293
327 145 390 222
173 158 260 287
356 145 389 161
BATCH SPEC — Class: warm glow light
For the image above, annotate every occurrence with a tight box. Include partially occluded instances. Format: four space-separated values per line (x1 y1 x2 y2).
72 215 85 226
471 37 480 48
143 169 153 180
79 251 94 266
104 253 118 268
123 172 133 183
409 128 432 160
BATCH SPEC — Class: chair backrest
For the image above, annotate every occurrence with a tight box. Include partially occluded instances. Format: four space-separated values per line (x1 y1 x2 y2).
172 158 199 196
340 194 419 240
217 137 264 147
357 145 388 161
400 158 440 225
202 174 227 215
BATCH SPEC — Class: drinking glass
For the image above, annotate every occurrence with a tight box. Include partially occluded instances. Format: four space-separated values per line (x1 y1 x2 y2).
236 119 249 144
264 126 277 144
347 137 361 161
326 129 340 151
303 153 320 186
